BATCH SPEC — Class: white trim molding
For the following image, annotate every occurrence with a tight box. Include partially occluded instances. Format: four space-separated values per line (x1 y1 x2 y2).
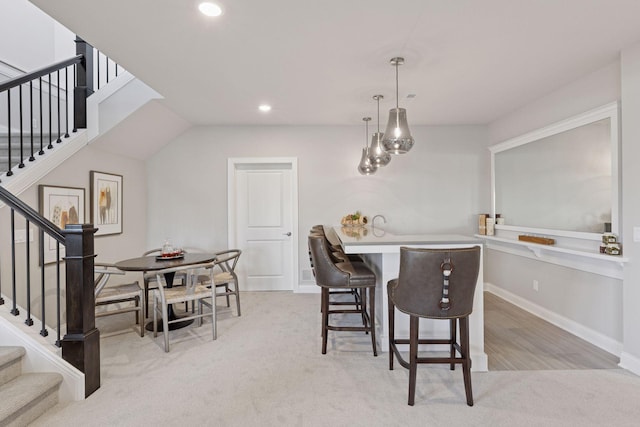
0 300 85 402
619 352 640 376
485 282 623 357
227 157 299 291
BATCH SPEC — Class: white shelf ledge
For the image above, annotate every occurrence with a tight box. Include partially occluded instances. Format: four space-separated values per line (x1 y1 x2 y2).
475 234 627 279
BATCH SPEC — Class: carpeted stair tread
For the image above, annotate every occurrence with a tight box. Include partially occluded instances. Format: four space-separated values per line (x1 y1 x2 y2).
0 372 63 426
0 347 25 370
0 347 26 387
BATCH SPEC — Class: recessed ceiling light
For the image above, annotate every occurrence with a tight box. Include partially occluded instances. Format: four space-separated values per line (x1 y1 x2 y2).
199 2 222 17
258 104 272 112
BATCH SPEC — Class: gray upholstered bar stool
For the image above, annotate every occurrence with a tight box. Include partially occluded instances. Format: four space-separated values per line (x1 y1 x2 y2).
388 246 480 406
308 234 377 356
308 230 364 320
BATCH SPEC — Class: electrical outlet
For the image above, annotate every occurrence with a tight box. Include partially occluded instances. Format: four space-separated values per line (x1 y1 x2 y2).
533 280 539 291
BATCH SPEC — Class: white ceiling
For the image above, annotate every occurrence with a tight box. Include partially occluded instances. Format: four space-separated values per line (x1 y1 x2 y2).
30 0 640 127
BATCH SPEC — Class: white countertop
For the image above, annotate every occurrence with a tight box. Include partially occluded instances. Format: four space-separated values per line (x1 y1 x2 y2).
333 226 482 254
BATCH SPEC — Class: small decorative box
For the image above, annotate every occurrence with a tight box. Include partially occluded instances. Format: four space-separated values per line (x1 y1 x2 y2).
605 242 621 256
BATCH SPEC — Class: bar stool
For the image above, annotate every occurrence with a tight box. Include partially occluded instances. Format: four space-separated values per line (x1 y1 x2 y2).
308 234 377 356
388 246 480 406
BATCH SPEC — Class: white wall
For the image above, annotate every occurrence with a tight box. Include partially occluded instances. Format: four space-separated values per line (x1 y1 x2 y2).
0 144 147 324
620 42 640 372
146 125 489 286
0 0 74 72
485 61 623 352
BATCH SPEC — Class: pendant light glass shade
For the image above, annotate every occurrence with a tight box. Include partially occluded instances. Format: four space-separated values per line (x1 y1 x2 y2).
358 147 377 175
358 117 377 175
382 57 414 154
368 95 391 167
382 107 414 154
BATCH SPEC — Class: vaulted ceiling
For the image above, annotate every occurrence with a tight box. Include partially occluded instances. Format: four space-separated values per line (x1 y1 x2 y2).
30 0 640 127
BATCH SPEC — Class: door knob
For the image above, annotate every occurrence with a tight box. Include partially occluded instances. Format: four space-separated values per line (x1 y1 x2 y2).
283 232 292 236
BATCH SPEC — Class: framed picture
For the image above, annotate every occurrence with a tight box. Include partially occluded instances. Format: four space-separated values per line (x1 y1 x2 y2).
90 171 123 236
39 185 85 264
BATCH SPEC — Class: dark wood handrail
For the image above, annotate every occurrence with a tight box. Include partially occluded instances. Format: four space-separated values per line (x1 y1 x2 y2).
0 55 83 92
0 186 64 243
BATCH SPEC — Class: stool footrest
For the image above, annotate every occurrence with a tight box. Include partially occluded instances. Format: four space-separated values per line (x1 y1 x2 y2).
327 325 371 332
392 338 452 345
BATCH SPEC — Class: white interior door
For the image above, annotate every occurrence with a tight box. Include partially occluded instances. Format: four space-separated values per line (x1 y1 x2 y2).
229 159 298 291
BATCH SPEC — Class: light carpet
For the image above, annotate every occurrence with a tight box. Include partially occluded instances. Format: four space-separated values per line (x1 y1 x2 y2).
32 292 640 427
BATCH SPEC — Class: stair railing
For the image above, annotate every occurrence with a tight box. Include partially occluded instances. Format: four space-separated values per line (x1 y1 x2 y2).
0 185 100 397
0 38 122 181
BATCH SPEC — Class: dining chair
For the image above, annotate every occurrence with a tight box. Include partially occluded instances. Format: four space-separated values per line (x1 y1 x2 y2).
94 263 145 337
198 249 242 316
387 246 480 406
152 262 218 352
142 247 188 318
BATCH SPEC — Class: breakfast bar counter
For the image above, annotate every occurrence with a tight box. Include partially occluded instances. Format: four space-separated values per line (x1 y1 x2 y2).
333 226 487 371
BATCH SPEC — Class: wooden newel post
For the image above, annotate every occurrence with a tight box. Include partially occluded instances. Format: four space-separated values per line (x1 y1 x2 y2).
74 37 94 130
61 223 100 397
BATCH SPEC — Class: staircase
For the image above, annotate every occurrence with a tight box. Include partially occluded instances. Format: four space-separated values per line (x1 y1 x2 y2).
0 134 54 177
0 135 22 175
0 346 62 427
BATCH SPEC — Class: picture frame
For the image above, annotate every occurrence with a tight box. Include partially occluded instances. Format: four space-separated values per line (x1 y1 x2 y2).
90 171 123 236
38 185 85 264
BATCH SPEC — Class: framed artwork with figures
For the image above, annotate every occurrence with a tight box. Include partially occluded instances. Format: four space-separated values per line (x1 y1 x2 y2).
39 185 85 264
90 171 123 236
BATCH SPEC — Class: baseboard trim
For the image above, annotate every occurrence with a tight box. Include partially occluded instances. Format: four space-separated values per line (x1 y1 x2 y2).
485 282 623 357
295 283 320 294
619 352 640 376
0 130 88 200
0 298 85 402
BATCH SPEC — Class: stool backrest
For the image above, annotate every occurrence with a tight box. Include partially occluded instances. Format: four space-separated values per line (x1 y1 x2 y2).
308 235 350 287
391 246 481 319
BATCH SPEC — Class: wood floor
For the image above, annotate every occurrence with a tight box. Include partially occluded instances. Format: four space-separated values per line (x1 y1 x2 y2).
484 292 620 371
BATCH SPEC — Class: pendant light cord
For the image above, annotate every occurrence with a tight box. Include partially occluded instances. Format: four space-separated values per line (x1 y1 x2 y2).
365 119 369 148
395 61 399 110
377 97 380 133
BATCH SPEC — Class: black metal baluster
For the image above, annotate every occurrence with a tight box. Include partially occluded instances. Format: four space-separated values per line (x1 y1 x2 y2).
96 49 101 90
64 67 70 138
6 89 13 177
40 238 48 337
25 219 33 326
106 55 110 84
72 64 77 133
10 210 19 315
19 85 25 168
48 73 53 149
56 70 61 143
40 229 48 338
55 242 61 347
29 81 35 161
39 77 44 155
115 62 119 77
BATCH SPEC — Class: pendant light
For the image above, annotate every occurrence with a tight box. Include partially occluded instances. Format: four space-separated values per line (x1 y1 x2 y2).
368 94 391 167
382 57 414 154
357 117 377 175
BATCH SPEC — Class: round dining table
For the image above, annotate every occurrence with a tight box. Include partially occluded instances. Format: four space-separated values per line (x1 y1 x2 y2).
115 252 218 331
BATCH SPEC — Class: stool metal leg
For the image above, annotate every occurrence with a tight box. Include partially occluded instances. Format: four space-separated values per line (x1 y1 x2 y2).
321 288 329 354
450 318 457 370
408 315 419 406
368 287 377 356
388 294 395 370
460 316 474 406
